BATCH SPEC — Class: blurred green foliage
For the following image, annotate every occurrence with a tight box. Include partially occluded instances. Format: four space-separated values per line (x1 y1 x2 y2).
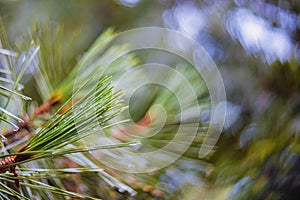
0 0 300 199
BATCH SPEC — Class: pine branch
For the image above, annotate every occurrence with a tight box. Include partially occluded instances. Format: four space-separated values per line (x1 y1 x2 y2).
0 21 137 199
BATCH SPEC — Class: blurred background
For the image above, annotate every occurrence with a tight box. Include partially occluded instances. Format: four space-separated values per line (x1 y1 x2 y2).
1 0 300 199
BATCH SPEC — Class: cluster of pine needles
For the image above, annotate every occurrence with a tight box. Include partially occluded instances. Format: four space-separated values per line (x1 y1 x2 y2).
0 20 138 199
0 18 212 199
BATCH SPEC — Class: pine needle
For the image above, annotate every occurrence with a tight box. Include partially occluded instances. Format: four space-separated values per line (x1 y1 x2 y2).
0 86 31 101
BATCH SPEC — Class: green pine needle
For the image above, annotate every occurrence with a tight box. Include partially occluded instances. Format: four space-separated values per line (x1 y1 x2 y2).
21 75 124 155
0 86 31 101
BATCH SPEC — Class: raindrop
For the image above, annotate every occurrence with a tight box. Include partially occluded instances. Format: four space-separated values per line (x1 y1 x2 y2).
1 136 7 143
130 193 136 197
13 126 20 132
21 96 32 101
127 164 134 169
118 188 125 193
17 84 24 91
